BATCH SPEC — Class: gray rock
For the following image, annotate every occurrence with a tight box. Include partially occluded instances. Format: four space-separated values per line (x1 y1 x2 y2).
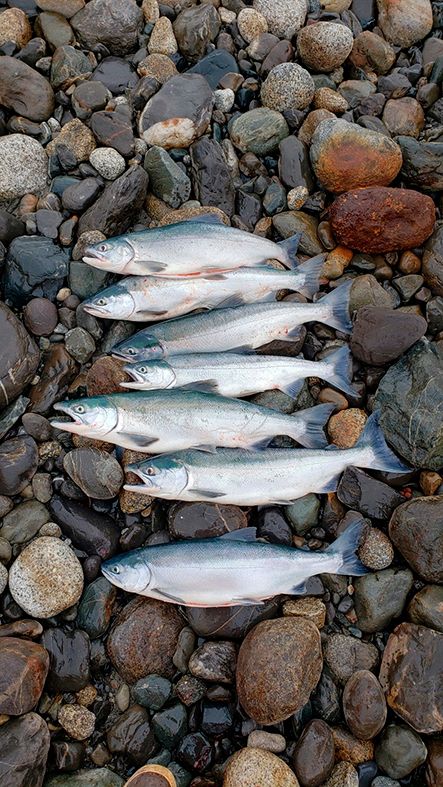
139 74 214 149
0 135 48 201
337 466 404 519
1 500 50 544
324 633 379 684
285 494 320 535
354 568 414 633
144 146 191 209
65 327 96 363
72 80 110 120
89 148 126 180
131 675 172 710
45 768 124 787
371 778 400 787
190 137 235 217
423 224 443 296
375 724 427 779
278 135 314 191
69 261 110 300
78 165 148 236
230 107 289 155
408 585 443 633
173 4 220 64
0 713 50 787
272 211 323 256
0 57 54 122
389 495 443 583
398 136 443 191
71 0 143 56
50 44 92 90
5 236 69 306
0 435 39 496
0 302 39 409
0 396 29 442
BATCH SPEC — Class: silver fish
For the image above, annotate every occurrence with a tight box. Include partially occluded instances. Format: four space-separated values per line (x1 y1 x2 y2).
101 520 368 606
122 345 356 399
111 281 352 363
125 411 409 505
51 390 334 452
83 220 301 277
82 255 326 322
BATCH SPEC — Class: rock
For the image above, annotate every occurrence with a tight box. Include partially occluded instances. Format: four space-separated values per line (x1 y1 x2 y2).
58 704 95 741
23 298 58 337
375 724 427 779
41 628 90 692
0 303 39 409
1 500 50 544
64 326 95 363
377 0 433 47
107 705 156 763
237 617 322 725
0 135 47 201
408 585 443 633
313 88 348 114
247 731 286 753
0 637 49 715
185 599 279 640
50 44 92 90
331 726 374 765
107 597 185 682
423 225 443 296
72 80 110 119
90 110 134 158
9 536 83 618
173 5 220 64
388 496 443 583
188 49 239 91
0 7 31 46
168 502 247 540
5 236 69 306
224 747 299 787
29 345 77 415
86 356 131 396
427 738 443 787
297 22 353 72
310 119 402 193
279 136 314 191
285 494 320 535
0 435 38 496
152 702 187 749
71 0 142 55
358 528 394 571
337 467 403 520
92 56 138 94
78 165 148 236
189 641 236 683
77 577 116 639
132 674 172 710
49 496 119 559
292 719 334 787
230 108 289 155
190 137 235 217
380 622 443 734
253 0 307 38
47 118 95 163
354 569 413 633
282 597 326 628
328 409 367 448
329 187 435 253
397 137 443 192
238 8 268 43
137 53 177 84
323 762 358 787
37 0 84 17
374 340 443 470
175 731 212 772
273 211 322 256
382 97 424 138
144 146 191 209
325 634 379 685
36 11 74 50
0 713 50 787
63 448 123 499
342 670 386 740
45 769 123 787
148 17 176 56
261 63 314 111
350 31 395 75
61 177 102 212
350 307 427 365
0 57 54 122
139 74 214 149
89 148 126 180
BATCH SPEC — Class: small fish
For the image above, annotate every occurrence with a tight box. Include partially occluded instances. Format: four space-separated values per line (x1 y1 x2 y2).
83 220 301 277
122 345 356 399
82 255 326 322
51 390 334 453
101 519 369 606
111 281 352 363
125 411 410 505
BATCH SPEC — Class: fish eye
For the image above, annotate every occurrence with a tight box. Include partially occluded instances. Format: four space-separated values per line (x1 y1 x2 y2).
138 366 147 374
145 467 156 476
127 347 137 356
74 405 85 414
98 243 108 252
97 297 108 306
111 565 120 574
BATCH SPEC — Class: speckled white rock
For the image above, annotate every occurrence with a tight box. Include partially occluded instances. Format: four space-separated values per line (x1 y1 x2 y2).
253 0 307 39
9 536 84 618
297 21 354 72
321 0 352 10
141 0 159 23
359 528 394 570
214 88 235 113
0 135 48 200
261 63 315 111
58 704 95 740
0 7 32 47
148 16 177 56
0 564 8 595
377 0 433 47
89 147 126 180
237 8 268 43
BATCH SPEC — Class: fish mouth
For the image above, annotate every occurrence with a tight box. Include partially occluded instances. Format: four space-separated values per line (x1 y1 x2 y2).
83 248 109 269
120 380 143 389
82 302 112 318
51 402 84 433
123 483 153 494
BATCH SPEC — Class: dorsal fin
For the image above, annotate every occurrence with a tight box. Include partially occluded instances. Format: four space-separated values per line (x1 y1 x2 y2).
219 527 257 541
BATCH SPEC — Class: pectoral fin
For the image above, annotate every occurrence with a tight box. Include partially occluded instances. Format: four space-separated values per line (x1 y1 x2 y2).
154 588 186 604
190 487 225 499
179 380 219 394
217 294 246 309
119 433 159 449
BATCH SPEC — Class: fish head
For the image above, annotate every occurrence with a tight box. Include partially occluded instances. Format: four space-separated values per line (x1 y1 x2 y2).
121 360 176 390
102 550 151 594
83 238 135 273
83 285 136 320
52 396 118 437
111 333 164 363
125 455 189 497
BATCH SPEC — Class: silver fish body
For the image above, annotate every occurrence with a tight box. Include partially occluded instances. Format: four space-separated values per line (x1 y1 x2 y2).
82 255 325 322
83 221 301 277
122 345 356 398
51 390 334 453
111 281 352 363
101 521 368 606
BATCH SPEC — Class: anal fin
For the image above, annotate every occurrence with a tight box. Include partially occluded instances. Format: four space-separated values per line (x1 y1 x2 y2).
290 580 309 595
231 597 264 606
280 378 304 398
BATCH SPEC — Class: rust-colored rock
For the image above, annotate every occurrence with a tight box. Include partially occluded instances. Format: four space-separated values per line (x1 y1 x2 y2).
329 187 436 253
86 356 131 395
342 670 387 740
0 637 49 715
331 726 374 765
379 622 443 734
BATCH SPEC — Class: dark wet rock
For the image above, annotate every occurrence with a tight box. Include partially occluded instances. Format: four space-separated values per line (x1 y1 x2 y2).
5 236 69 306
78 165 148 236
389 495 443 583
408 584 443 633
152 702 188 749
230 107 289 156
69 262 110 301
0 302 39 409
173 4 220 64
337 467 403 519
325 633 379 685
343 670 387 741
139 74 214 149
1 500 50 543
0 56 54 121
188 49 239 90
0 637 49 714
423 224 443 296
77 577 116 639
107 597 185 683
292 719 335 787
190 137 235 217
311 672 341 724
35 209 63 240
256 506 292 545
168 501 247 540
0 396 29 443
237 189 262 230
427 738 443 787
92 57 138 94
0 712 50 787
0 209 25 244
131 674 172 711
237 617 322 725
201 700 234 737
176 731 212 773
350 307 427 365
35 10 74 50
398 136 443 192
29 345 77 414
23 297 58 337
49 496 120 559
374 340 443 470
375 724 427 779
22 413 53 442
144 146 191 209
51 740 85 773
41 628 90 692
71 0 143 55
63 448 124 499
107 704 156 764
90 111 135 158
278 135 314 191
61 178 102 211
189 641 236 684
185 598 279 640
72 80 110 120
0 435 38 496
50 44 92 90
354 568 413 633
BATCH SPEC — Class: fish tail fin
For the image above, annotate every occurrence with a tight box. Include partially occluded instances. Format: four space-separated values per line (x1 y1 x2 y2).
355 410 410 473
321 281 353 333
278 232 302 269
289 402 335 448
293 253 327 298
322 345 357 397
325 518 369 577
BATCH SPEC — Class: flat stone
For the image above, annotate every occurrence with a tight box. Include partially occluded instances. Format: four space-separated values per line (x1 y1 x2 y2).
36 10 74 50
388 495 443 583
0 637 49 715
230 107 289 155
224 748 300 787
72 80 109 120
168 501 247 540
0 713 50 787
63 448 124 499
92 56 138 94
188 49 239 90
29 344 77 414
37 0 85 18
350 306 427 365
107 704 156 763
337 467 404 519
190 137 235 217
90 110 135 158
71 0 143 55
1 500 50 544
0 57 54 123
78 165 148 236
49 495 120 559
144 145 191 209
0 135 48 201
0 302 39 409
50 44 92 90
0 435 38 496
139 74 214 149
354 569 414 632
278 135 314 191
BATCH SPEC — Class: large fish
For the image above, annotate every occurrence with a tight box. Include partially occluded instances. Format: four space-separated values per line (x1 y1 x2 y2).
52 391 334 452
111 281 352 363
83 221 301 277
122 345 356 398
125 411 410 505
82 255 325 322
101 519 368 606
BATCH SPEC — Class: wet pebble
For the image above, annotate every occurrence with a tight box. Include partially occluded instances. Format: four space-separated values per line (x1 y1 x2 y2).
292 719 335 787
131 674 172 711
0 637 49 714
0 713 50 786
407 584 443 632
350 307 427 365
342 670 387 740
63 448 123 499
224 747 299 787
189 641 237 684
325 633 379 684
0 435 39 496
107 704 156 763
375 724 427 779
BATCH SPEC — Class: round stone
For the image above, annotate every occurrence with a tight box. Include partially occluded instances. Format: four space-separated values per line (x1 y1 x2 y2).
342 670 387 740
46 118 96 162
375 724 427 779
89 147 126 180
23 298 58 337
359 528 394 570
328 409 367 448
253 0 307 39
0 135 48 200
325 633 379 685
237 8 268 43
58 704 95 741
0 7 32 46
63 448 124 499
247 731 286 753
350 30 396 75
292 719 335 787
377 0 433 47
230 107 289 155
9 536 84 618
408 585 443 633
389 496 443 583
297 22 353 72
314 88 348 113
282 597 326 628
261 63 315 111
214 88 235 113
382 97 425 138
224 747 300 787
